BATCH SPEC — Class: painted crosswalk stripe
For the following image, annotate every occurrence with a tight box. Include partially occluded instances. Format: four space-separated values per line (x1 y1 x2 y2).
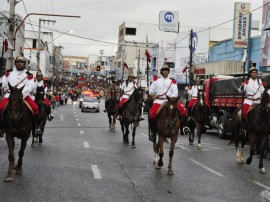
83 141 89 148
76 118 79 121
80 130 84 135
254 182 270 190
78 123 81 127
91 165 102 179
189 158 224 177
60 114 63 122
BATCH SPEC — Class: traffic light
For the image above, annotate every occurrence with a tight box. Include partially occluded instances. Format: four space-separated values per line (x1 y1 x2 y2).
96 65 100 71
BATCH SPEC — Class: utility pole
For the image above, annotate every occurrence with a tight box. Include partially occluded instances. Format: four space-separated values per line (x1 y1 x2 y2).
189 29 194 84
6 0 16 70
37 19 56 70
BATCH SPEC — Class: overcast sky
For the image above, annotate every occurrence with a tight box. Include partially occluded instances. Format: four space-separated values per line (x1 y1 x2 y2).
0 0 264 57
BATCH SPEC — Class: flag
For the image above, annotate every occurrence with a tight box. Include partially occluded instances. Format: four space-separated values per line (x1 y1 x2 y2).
241 49 247 63
182 65 188 74
4 37 13 52
145 50 151 63
123 62 128 69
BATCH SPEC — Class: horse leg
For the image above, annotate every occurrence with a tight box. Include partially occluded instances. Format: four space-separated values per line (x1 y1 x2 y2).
153 134 159 165
156 136 164 169
39 122 45 144
124 125 130 146
113 115 116 132
246 133 255 165
168 135 178 175
197 124 202 150
189 129 194 145
15 138 28 175
4 135 15 182
131 125 137 148
31 129 35 147
108 114 112 131
259 135 268 174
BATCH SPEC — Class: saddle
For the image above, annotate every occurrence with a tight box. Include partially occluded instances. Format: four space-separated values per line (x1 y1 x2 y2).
1 101 33 120
156 103 167 118
237 104 258 120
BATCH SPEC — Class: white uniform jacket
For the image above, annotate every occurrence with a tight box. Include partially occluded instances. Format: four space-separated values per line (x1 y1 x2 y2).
2 68 34 99
188 85 204 98
149 77 178 105
120 81 139 99
239 78 265 105
33 80 47 98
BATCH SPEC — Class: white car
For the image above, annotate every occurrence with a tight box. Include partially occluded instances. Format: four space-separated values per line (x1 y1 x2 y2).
81 97 100 112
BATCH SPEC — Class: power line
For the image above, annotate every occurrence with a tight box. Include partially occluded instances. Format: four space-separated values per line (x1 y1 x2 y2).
22 0 38 40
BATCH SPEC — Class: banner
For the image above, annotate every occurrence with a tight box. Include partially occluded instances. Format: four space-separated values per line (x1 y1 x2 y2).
260 0 270 66
233 2 250 48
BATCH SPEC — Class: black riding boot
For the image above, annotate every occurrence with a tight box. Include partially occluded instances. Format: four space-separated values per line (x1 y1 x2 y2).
239 118 247 137
46 105 54 121
187 107 192 121
205 107 212 129
104 99 109 112
117 107 122 120
149 118 156 141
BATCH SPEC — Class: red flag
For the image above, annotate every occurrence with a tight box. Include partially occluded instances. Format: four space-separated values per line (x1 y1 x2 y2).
4 37 13 52
123 62 128 69
145 50 151 63
182 66 188 74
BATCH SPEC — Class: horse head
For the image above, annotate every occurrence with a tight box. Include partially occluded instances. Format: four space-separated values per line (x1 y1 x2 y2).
197 85 205 106
261 87 270 112
164 96 180 128
35 86 45 103
133 87 144 104
7 83 25 123
110 87 117 100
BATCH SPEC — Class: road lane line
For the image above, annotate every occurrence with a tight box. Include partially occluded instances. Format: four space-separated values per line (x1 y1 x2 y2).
75 114 77 117
76 118 79 121
189 158 224 177
60 114 63 122
254 182 270 190
83 141 90 148
80 130 84 135
78 123 81 127
91 165 102 179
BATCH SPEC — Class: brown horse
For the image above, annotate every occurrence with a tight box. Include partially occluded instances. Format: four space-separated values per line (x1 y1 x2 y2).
119 87 144 148
2 83 33 182
153 96 180 175
106 87 118 132
31 86 48 147
188 86 208 149
232 87 270 173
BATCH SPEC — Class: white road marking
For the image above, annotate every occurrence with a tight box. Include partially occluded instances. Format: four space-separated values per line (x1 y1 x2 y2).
75 114 77 117
60 114 63 122
189 158 224 177
78 123 81 127
175 143 191 151
91 165 102 179
76 118 79 121
254 182 270 190
80 130 84 135
83 141 90 148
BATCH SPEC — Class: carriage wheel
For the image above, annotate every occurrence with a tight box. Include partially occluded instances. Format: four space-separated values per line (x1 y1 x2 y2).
218 115 226 139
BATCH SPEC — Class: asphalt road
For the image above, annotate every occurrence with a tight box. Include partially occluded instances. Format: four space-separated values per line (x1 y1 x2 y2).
0 98 270 202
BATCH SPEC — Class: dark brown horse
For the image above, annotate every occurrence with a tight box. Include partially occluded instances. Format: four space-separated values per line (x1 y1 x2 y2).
153 96 180 175
188 86 208 149
2 83 33 182
31 86 48 147
119 87 144 148
106 87 118 132
232 88 270 173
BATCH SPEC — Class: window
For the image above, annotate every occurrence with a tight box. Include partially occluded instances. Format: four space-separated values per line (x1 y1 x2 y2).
125 27 136 35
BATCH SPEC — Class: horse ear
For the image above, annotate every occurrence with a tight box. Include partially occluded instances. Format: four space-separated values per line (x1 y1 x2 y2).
8 82 13 92
19 85 25 91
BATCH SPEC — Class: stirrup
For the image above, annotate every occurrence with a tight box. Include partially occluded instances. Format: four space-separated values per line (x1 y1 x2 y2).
140 116 145 121
188 117 194 122
183 127 191 135
48 114 54 121
117 115 122 120
103 109 107 113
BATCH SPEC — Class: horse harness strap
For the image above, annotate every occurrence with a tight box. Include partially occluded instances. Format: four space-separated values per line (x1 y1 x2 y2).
157 80 173 98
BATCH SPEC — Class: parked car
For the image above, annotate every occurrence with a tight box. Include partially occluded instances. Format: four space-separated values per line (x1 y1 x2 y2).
81 97 100 112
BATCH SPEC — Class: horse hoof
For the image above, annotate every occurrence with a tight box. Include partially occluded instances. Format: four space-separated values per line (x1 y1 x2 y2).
15 168 23 175
167 169 174 175
131 145 136 148
4 176 13 182
155 165 161 169
246 159 252 165
260 168 266 174
197 144 202 149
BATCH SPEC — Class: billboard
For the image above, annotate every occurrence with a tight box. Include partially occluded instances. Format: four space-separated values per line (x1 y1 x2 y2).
260 0 270 66
233 2 250 48
159 11 179 33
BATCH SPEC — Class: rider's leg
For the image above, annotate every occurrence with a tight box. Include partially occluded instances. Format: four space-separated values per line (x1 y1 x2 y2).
117 98 126 120
239 104 249 137
0 98 9 137
44 98 54 121
149 104 160 141
103 99 109 112
140 102 145 121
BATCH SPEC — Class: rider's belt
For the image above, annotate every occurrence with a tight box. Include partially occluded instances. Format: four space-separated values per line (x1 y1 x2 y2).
192 96 198 98
157 98 167 100
245 97 260 101
124 93 131 96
